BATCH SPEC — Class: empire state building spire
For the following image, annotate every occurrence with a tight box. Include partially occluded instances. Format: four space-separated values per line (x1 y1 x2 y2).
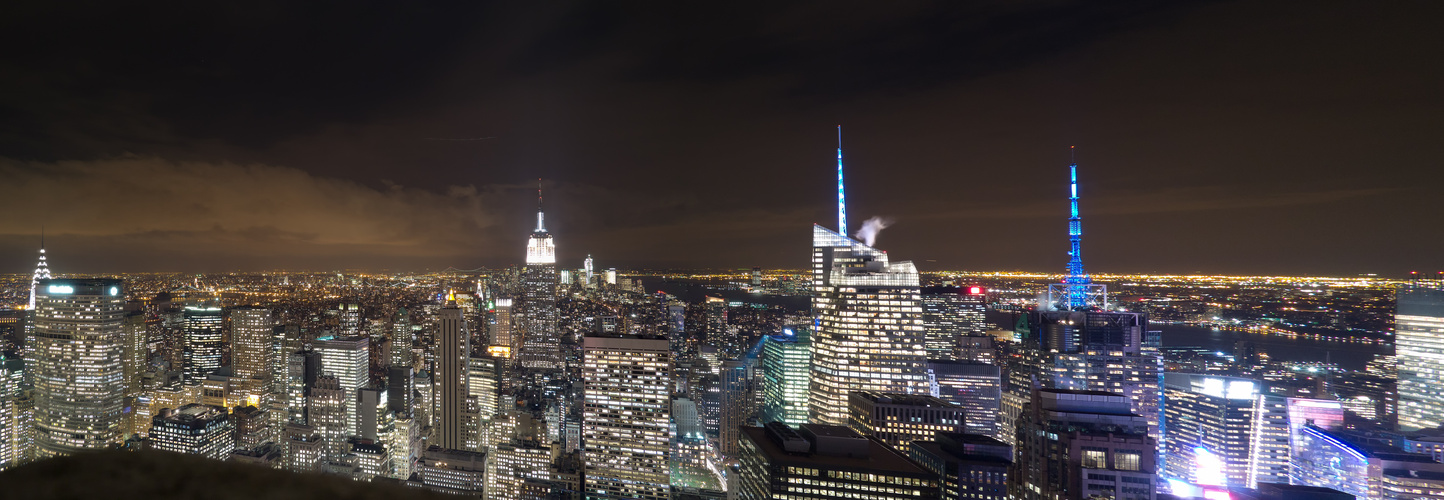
28 229 52 310
535 178 546 232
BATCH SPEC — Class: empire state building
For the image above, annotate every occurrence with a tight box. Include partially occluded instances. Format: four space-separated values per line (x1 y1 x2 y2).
518 184 562 373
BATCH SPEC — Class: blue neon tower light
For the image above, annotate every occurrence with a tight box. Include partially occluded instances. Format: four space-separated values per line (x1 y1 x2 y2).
837 125 848 237
1048 146 1106 310
1063 149 1090 309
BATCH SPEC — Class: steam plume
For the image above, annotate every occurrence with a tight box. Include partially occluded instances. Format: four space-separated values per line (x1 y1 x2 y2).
854 216 893 247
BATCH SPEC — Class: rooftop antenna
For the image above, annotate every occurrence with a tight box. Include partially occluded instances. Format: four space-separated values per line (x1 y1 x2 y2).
837 125 847 237
1046 146 1107 310
536 178 545 232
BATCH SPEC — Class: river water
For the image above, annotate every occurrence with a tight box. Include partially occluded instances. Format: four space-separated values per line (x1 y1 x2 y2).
1154 323 1389 370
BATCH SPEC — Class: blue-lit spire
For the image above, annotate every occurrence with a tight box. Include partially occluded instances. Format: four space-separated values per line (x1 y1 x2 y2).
1063 146 1091 309
837 125 847 236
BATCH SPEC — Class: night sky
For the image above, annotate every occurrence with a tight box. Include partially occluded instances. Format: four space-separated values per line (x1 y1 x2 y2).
3 1 1442 275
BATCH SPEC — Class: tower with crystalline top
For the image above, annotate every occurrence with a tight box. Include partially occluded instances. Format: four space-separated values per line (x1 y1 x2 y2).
807 129 929 425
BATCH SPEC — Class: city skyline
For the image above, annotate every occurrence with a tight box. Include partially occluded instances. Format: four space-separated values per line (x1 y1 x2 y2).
1 2 1442 275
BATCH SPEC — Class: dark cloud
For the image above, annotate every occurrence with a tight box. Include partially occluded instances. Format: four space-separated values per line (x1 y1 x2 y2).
1 1 1442 274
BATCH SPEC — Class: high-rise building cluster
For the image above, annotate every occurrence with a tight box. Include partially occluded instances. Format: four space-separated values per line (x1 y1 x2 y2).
0 141 1431 500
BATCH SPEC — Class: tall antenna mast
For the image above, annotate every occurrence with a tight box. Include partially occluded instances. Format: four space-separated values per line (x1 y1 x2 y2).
536 178 545 232
837 125 848 236
1046 146 1106 310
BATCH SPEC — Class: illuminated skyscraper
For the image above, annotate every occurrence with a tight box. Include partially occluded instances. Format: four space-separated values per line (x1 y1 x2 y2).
584 254 595 287
182 306 223 384
1397 283 1444 430
150 404 234 460
26 234 51 312
808 225 930 425
23 237 53 392
519 183 561 373
736 423 940 500
1009 389 1157 499
1002 158 1162 449
467 354 502 425
121 311 147 397
315 335 370 437
719 359 752 458
921 285 988 361
667 302 687 359
705 297 729 354
1161 373 1289 489
1012 310 1162 442
286 345 322 424
0 359 27 470
583 332 671 500
232 307 274 398
339 303 361 336
308 375 348 457
848 392 965 450
32 278 126 457
489 298 514 361
760 328 810 427
391 307 412 368
928 360 1002 439
435 302 470 450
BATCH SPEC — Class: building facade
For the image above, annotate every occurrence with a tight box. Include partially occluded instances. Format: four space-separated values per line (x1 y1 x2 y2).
928 360 1002 440
1009 389 1157 500
519 203 562 373
150 403 234 460
32 278 127 457
920 285 988 362
909 432 1011 500
315 335 370 437
736 422 940 500
1398 283 1444 430
761 329 810 427
435 303 470 450
848 392 966 450
809 225 930 426
1160 373 1290 489
582 333 671 500
182 306 223 384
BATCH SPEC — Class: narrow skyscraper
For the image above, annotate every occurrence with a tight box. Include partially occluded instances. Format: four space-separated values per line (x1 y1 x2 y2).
435 297 470 450
519 181 562 373
231 307 274 401
182 305 224 384
760 327 810 427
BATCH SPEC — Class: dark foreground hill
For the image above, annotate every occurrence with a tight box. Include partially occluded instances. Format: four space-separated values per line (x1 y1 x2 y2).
0 450 452 500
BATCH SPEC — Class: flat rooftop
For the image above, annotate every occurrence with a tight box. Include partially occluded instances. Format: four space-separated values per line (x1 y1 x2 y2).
740 426 930 476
